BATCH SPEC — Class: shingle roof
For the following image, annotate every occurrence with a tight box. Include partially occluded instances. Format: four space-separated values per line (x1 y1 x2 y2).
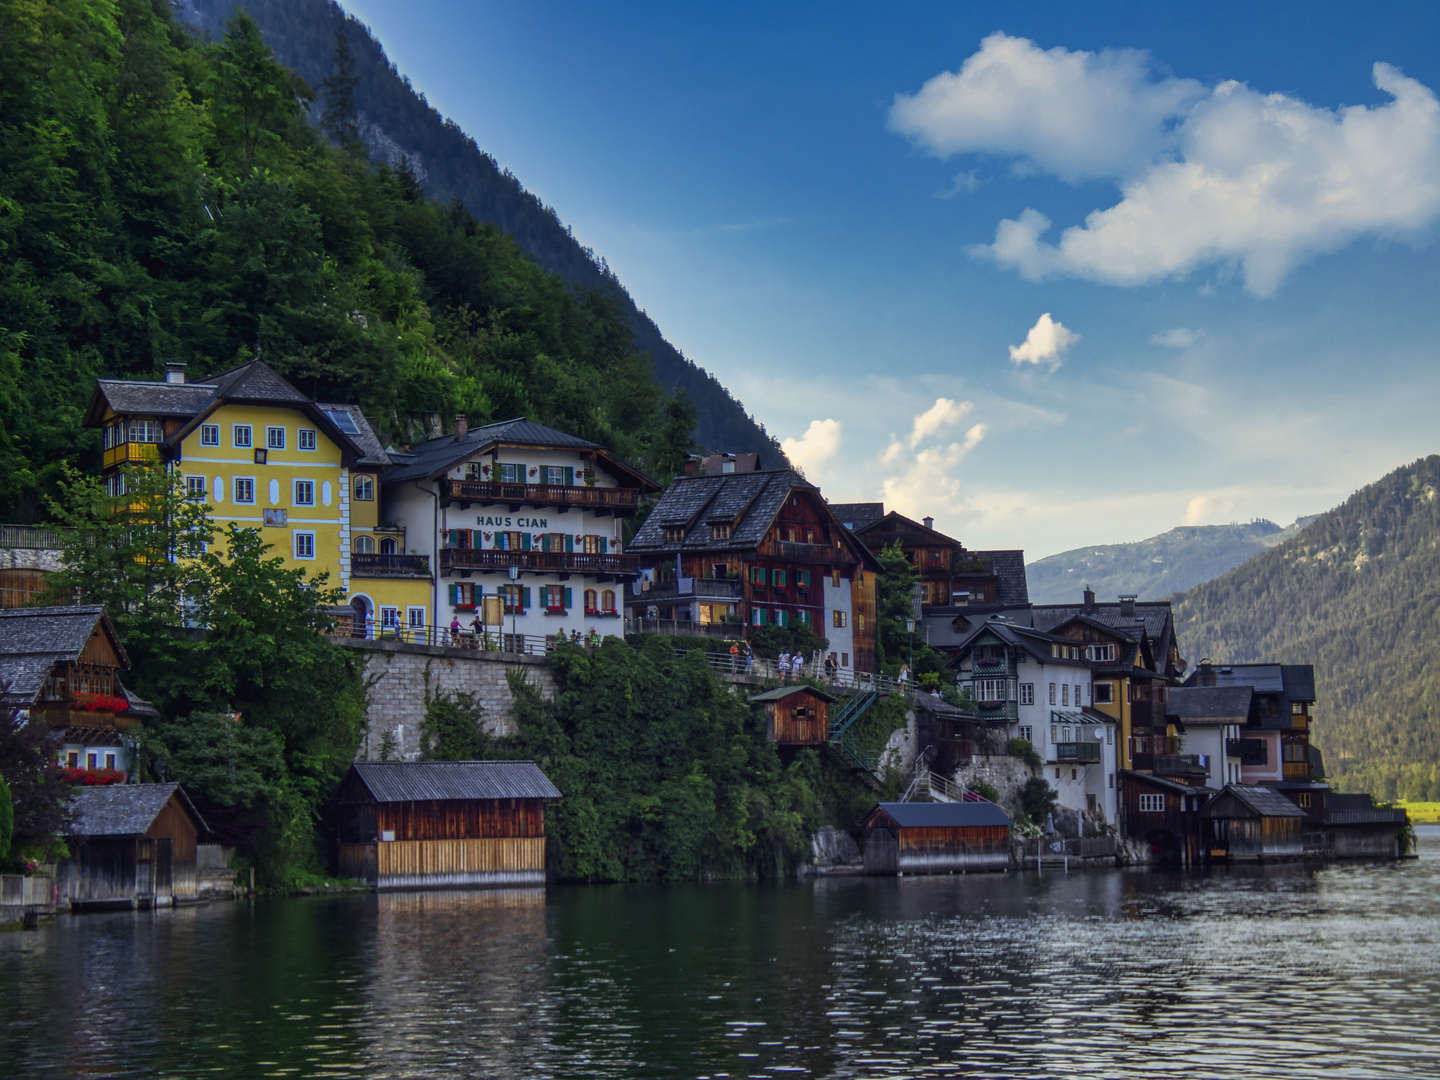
872 801 1012 829
1120 769 1211 795
1206 784 1308 818
976 550 1030 608
1167 685 1253 725
315 403 390 468
1324 806 1408 826
348 760 562 802
0 606 125 706
1032 601 1171 642
749 685 839 704
829 502 885 532
90 380 217 419
1209 664 1284 693
200 359 312 405
66 783 206 837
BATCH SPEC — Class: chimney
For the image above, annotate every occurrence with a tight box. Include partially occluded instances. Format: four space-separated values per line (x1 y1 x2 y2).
1198 657 1215 687
1082 586 1096 612
1118 594 1136 617
454 414 467 441
923 516 934 530
164 362 187 385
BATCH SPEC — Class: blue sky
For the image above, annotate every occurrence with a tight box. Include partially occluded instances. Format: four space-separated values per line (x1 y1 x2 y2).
343 0 1440 559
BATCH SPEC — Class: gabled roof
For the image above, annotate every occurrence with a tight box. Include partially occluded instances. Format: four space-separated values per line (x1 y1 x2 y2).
86 380 218 421
853 510 962 550
829 502 885 532
347 760 562 802
1203 784 1307 819
66 783 207 837
1119 769 1211 795
749 685 839 704
1167 685 1253 725
870 800 1012 829
1033 600 1178 676
973 550 1030 607
945 618 1089 669
379 417 655 490
315 402 389 468
0 606 127 706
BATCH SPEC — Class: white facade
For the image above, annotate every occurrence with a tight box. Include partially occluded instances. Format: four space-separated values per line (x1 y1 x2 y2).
823 573 856 673
1179 723 1245 789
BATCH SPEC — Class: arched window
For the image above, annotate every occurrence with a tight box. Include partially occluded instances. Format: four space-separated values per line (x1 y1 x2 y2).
584 589 597 612
353 475 374 501
601 589 616 613
354 535 375 554
380 537 397 555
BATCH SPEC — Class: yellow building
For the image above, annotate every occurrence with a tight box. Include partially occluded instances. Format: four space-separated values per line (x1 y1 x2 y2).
84 361 430 630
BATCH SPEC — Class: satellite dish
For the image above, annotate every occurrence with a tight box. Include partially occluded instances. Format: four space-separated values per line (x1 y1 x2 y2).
1092 728 1106 741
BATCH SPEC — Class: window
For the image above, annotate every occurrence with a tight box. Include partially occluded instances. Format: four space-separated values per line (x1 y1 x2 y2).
773 569 787 587
267 426 286 450
380 537 397 555
1049 682 1057 705
797 570 810 588
353 475 374 501
233 424 252 449
1094 682 1114 705
1062 684 1069 706
1017 725 1032 743
1020 683 1034 705
104 474 127 497
293 532 315 559
543 465 572 486
298 428 317 451
1139 793 1165 813
128 419 163 443
584 588 598 611
582 535 607 554
293 480 315 506
105 752 117 771
1088 643 1116 662
750 567 766 586
449 583 476 609
380 606 400 629
496 463 522 483
752 607 766 626
799 610 811 625
832 570 841 587
711 523 731 541
601 590 616 613
233 477 255 504
974 678 1012 703
500 584 526 614
407 607 426 629
1075 684 1083 706
354 535 375 554
1292 701 1308 715
775 610 790 627
200 424 220 447
1299 793 1312 809
185 475 206 500
833 610 848 628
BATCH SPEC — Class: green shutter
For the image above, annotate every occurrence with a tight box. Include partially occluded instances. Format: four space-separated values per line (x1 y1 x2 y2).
448 584 459 604
598 536 607 554
445 529 457 547
563 466 574 486
565 534 573 553
521 532 531 551
521 586 532 609
474 584 483 596
564 587 572 609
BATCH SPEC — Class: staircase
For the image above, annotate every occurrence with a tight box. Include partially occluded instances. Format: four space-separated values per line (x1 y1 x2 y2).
828 689 881 782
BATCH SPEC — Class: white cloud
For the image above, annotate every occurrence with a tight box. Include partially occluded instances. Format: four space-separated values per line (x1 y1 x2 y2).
1184 493 1237 524
895 35 1440 295
1150 327 1204 348
889 32 1203 182
909 397 973 447
1008 313 1080 369
936 170 983 198
781 419 843 476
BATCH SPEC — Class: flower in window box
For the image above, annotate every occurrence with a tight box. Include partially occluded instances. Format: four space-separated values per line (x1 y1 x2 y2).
482 532 492 541
454 604 477 613
73 692 129 713
529 466 539 477
544 606 568 615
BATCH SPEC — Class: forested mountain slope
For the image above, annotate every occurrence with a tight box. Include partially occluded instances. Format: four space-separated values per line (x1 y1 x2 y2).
1174 457 1440 800
0 0 698 521
175 0 782 461
1027 518 1316 604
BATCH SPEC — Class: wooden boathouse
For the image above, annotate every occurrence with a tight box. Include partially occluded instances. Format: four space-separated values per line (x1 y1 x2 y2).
750 685 838 745
1201 784 1307 862
336 761 562 889
59 783 206 909
862 801 1012 875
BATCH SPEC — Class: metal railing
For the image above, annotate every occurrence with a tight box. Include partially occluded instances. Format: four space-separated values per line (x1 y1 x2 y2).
628 618 739 639
443 479 640 510
439 548 638 576
1021 836 1117 859
0 525 62 549
1053 742 1102 762
632 577 744 601
350 553 431 577
333 624 616 655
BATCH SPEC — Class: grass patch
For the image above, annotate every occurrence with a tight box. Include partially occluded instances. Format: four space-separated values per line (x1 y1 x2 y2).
1397 800 1440 824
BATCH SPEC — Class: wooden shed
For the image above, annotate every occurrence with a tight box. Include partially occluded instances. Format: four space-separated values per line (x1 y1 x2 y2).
1201 784 1307 862
750 685 838 745
1324 794 1408 858
1120 770 1211 866
862 801 1012 875
58 783 206 909
336 761 562 890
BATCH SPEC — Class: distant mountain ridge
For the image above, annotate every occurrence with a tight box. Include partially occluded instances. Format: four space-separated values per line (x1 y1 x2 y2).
1173 456 1440 800
175 0 783 460
1026 517 1318 605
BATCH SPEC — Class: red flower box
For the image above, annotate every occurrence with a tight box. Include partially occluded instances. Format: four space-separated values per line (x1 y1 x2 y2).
73 692 128 713
60 767 126 786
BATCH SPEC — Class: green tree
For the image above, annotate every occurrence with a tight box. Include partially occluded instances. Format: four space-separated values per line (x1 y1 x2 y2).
320 21 361 150
420 673 487 760
0 774 13 864
0 698 71 862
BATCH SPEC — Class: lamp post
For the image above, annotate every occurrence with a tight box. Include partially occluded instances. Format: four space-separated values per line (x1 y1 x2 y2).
509 562 519 653
905 618 915 690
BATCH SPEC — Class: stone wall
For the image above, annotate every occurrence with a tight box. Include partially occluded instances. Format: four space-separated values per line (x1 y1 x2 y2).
949 754 1035 816
340 639 556 761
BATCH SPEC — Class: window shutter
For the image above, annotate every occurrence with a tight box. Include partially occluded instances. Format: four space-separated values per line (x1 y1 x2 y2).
474 584 483 596
564 587 572 609
445 529 457 547
564 466 574 486
448 584 459 604
521 532 531 551
521 586 532 609
565 534 573 553
598 536 607 554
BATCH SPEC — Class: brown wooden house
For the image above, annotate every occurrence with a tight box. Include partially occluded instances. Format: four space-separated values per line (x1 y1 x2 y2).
59 783 207 909
750 685 837 745
1120 770 1211 866
1201 784 1306 862
1323 794 1409 858
336 761 562 890
862 801 1012 875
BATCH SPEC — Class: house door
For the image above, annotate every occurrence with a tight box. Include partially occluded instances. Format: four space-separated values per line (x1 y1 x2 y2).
350 597 367 637
154 839 173 904
134 838 155 907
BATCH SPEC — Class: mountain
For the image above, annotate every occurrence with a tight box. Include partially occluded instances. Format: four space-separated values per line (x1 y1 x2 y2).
173 0 782 462
1173 456 1440 801
1026 518 1318 605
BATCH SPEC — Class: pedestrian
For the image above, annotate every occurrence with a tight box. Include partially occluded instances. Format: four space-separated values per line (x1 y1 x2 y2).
364 609 375 640
730 641 741 673
898 663 910 690
449 615 462 646
743 642 754 674
824 653 837 683
469 613 483 647
778 651 791 681
588 628 601 647
571 629 582 645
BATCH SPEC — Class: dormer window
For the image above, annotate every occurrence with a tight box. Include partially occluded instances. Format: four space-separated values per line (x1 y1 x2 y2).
664 526 685 543
712 523 731 540
1087 644 1116 662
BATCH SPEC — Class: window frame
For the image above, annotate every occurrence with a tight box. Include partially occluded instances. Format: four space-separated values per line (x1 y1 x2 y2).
298 428 317 451
233 476 255 505
1019 683 1035 706
353 474 374 501
293 531 316 560
353 535 375 554
200 424 220 447
1093 682 1115 705
380 606 401 629
293 479 316 507
185 475 207 500
1139 793 1165 813
232 424 253 449
266 426 286 450
832 610 848 628
406 607 426 629
127 419 163 443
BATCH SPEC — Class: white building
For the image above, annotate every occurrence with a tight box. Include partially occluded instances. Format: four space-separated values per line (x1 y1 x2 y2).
950 617 1120 827
380 417 656 646
1166 685 1249 789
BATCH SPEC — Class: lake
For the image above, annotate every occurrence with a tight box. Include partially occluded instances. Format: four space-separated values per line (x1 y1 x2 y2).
4 830 1440 1079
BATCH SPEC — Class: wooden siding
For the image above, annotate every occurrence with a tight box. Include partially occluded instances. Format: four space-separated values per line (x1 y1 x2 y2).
1331 824 1399 859
1210 817 1303 862
897 825 1010 873
373 798 545 842
374 837 546 888
763 693 830 746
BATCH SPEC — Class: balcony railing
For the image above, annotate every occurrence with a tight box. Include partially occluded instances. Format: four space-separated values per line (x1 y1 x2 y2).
442 479 639 512
1133 752 1209 776
628 618 738 639
1283 761 1312 780
1228 738 1269 766
0 524 61 550
975 700 1018 721
1054 742 1102 762
102 443 160 469
762 539 856 566
440 548 639 577
350 553 431 578
631 577 744 602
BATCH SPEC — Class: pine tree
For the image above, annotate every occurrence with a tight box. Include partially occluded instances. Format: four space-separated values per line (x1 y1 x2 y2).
321 21 361 150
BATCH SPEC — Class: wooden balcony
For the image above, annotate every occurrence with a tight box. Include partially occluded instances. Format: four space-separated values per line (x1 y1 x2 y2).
1283 761 1312 780
350 553 431 579
102 442 160 470
440 547 639 579
762 539 856 566
632 577 744 603
441 479 639 514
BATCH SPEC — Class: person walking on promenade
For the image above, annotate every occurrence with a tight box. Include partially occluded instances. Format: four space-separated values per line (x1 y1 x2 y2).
364 609 375 640
825 653 837 683
744 642 754 674
730 641 741 673
898 663 910 692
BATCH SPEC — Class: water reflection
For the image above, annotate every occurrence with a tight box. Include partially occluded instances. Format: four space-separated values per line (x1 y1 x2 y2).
2 840 1439 1078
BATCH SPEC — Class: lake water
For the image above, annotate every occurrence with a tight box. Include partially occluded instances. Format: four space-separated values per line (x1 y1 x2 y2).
4 831 1440 1079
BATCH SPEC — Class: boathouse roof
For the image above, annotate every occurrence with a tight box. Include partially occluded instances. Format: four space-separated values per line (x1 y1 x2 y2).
67 783 207 838
347 760 562 802
871 801 1012 829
